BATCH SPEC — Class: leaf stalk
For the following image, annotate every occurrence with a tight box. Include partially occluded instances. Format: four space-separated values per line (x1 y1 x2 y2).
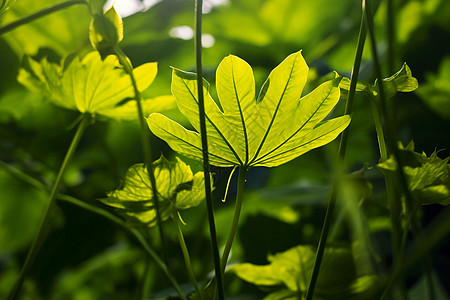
7 113 91 300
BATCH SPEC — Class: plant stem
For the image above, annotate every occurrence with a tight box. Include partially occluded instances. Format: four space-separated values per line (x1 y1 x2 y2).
7 113 90 300
0 0 87 36
220 166 247 274
173 215 204 299
0 160 187 300
387 0 395 74
305 5 366 300
194 0 225 299
113 47 171 275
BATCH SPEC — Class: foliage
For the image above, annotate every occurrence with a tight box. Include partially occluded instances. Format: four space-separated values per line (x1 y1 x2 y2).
149 51 350 168
378 141 450 206
101 155 207 227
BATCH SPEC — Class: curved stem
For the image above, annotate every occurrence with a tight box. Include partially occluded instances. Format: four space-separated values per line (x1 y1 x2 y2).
194 0 225 299
173 215 204 299
220 167 247 274
0 0 87 36
113 47 170 275
305 5 367 300
7 113 91 300
0 160 187 300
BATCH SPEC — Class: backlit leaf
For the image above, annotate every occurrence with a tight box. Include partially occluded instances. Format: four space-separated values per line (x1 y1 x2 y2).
230 244 378 299
89 5 123 55
148 51 350 168
17 51 158 118
377 141 450 206
101 155 206 227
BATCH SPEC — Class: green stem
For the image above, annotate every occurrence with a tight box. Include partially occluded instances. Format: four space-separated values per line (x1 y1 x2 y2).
113 47 171 275
0 0 87 36
173 215 204 299
369 94 405 299
0 160 187 300
387 0 395 74
305 5 366 300
194 0 224 299
220 167 247 274
7 114 91 300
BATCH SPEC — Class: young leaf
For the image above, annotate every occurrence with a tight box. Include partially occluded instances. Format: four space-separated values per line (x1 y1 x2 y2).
101 156 207 227
230 245 378 299
340 63 418 98
17 51 159 119
89 5 123 55
377 141 450 206
148 51 350 168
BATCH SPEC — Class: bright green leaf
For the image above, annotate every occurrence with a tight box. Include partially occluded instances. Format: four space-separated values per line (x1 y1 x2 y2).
101 155 207 227
88 0 107 15
17 51 158 118
89 5 123 54
230 245 377 299
98 95 177 121
377 141 450 206
148 51 350 168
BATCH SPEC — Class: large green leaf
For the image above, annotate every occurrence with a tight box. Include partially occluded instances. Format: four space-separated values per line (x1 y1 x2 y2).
230 244 378 300
17 51 159 118
148 51 350 168
101 155 206 227
377 141 450 206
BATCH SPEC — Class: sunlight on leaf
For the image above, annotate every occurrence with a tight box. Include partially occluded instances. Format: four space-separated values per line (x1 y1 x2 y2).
340 63 418 99
230 244 378 300
101 155 207 227
148 51 350 168
377 141 450 206
89 5 123 55
17 51 159 119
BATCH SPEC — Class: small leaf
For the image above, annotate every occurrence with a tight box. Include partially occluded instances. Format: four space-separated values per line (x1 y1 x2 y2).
148 51 350 168
340 63 418 98
377 141 450 206
18 52 158 117
89 5 123 54
88 0 108 15
101 155 207 227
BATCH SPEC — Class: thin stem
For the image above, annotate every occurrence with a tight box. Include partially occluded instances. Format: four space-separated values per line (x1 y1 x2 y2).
194 0 225 299
305 6 367 300
7 114 91 300
0 0 87 36
387 0 395 74
0 160 187 300
173 215 204 299
113 47 171 274
220 167 247 274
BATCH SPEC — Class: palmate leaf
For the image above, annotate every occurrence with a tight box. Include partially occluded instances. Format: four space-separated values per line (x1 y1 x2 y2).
17 51 169 119
101 155 206 227
148 51 350 168
377 141 450 206
230 245 378 300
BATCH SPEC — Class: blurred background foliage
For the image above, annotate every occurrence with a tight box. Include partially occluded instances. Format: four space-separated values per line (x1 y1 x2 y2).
0 0 449 299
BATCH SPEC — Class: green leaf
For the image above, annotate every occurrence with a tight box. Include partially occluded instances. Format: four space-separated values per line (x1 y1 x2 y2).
88 0 107 15
340 63 418 98
17 51 158 117
89 5 123 54
0 0 15 14
230 245 377 299
416 56 450 119
101 155 207 227
377 141 450 205
148 51 350 168
98 95 177 121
